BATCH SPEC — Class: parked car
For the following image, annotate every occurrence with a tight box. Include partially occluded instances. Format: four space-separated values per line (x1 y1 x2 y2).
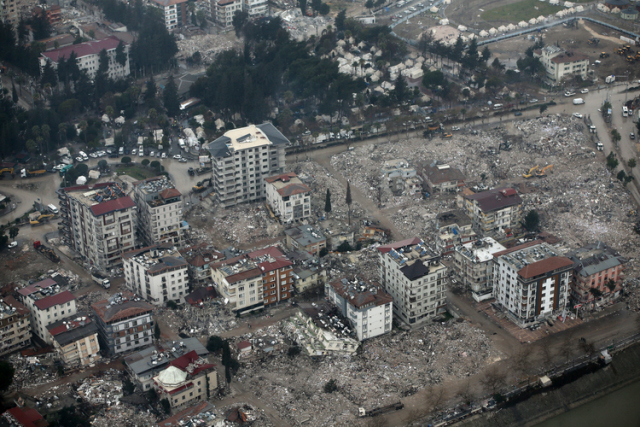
76 157 84 162
8 241 17 249
514 111 523 116
573 113 583 118
132 148 137 155
178 158 188 163
529 98 538 103
89 152 98 158
156 152 161 158
161 152 167 159
631 132 636 140
173 154 182 160
581 88 589 94
149 151 155 157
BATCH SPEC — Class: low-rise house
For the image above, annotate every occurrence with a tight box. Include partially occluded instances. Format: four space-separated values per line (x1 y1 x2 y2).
435 210 476 255
325 277 393 341
565 242 628 306
124 337 208 391
533 45 588 82
452 237 506 302
47 314 100 367
0 297 31 356
420 163 466 193
153 350 218 413
264 172 311 223
284 225 327 255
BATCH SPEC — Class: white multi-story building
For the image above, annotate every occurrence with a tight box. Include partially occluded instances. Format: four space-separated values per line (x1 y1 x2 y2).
132 176 185 247
123 243 189 306
264 173 311 223
326 277 393 341
214 0 242 28
533 45 588 82
40 36 130 79
58 182 137 271
377 238 447 327
492 241 573 328
452 237 505 302
463 187 523 235
0 297 31 356
204 123 288 208
92 291 154 355
210 255 263 315
18 278 77 344
47 314 101 367
150 0 188 30
244 0 267 18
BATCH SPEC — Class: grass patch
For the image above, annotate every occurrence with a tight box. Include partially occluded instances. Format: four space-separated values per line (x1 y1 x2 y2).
482 0 563 23
117 166 155 180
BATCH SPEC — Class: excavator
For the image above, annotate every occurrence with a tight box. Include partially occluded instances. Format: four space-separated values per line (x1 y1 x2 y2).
523 165 538 179
192 178 212 193
29 212 55 225
536 164 553 177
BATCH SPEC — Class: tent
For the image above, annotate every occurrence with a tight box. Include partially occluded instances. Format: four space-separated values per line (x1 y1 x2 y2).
458 24 468 31
498 25 507 32
576 5 584 11
518 20 529 27
479 30 489 37
489 27 497 35
529 18 537 24
506 23 517 30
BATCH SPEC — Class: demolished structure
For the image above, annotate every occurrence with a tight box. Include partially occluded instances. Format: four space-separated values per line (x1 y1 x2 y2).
452 237 506 302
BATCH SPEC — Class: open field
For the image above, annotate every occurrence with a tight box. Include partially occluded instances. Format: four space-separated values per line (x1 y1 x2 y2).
116 165 157 180
481 0 563 23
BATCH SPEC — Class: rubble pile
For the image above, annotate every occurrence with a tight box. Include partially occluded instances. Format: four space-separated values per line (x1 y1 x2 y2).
75 290 111 313
9 354 59 392
236 320 495 426
89 406 158 427
156 304 238 338
176 34 239 63
76 372 123 405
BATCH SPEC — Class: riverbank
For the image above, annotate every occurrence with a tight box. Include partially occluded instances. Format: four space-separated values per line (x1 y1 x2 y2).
455 342 640 427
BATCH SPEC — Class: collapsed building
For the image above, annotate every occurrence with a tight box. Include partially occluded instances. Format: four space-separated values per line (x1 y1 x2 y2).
452 237 506 302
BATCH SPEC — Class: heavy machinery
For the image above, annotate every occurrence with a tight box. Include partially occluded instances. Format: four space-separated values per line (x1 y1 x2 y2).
192 178 212 193
536 164 553 177
427 123 441 132
188 167 195 176
441 132 453 139
29 212 55 225
33 240 60 263
20 168 46 178
615 47 625 55
195 167 212 176
523 165 539 179
358 402 404 418
627 56 635 63
0 162 16 176
588 38 600 45
600 52 610 58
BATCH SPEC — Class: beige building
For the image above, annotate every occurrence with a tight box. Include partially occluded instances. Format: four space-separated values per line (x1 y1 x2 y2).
132 176 185 247
452 237 505 302
264 173 311 223
57 182 137 270
204 123 288 208
420 163 466 193
533 45 588 82
293 266 326 293
150 0 188 30
377 238 447 327
48 314 101 367
211 255 264 315
153 350 218 413
0 296 31 356
463 187 523 235
214 0 242 27
435 210 476 255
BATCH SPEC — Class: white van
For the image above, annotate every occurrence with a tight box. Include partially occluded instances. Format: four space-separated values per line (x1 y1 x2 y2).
493 104 503 110
118 146 124 155
47 204 58 214
623 106 629 117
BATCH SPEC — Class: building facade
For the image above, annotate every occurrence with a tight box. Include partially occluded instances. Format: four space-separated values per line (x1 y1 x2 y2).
492 241 573 327
435 210 476 255
0 296 31 356
377 238 447 326
47 314 101 367
132 176 185 247
284 225 327 255
204 123 288 208
326 277 393 341
247 246 294 306
92 292 154 355
58 182 137 271
264 173 311 223
292 266 326 293
179 243 223 286
18 278 76 345
214 0 242 28
533 45 588 82
150 0 188 30
565 241 627 305
452 237 505 302
243 0 267 18
153 350 218 412
40 36 130 79
420 163 466 193
123 243 189 306
463 187 523 235
210 256 263 314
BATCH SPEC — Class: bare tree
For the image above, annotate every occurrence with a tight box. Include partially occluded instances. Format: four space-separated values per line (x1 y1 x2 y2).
513 348 532 384
559 332 575 363
541 344 555 367
480 366 506 395
579 338 596 356
457 378 474 405
425 386 447 414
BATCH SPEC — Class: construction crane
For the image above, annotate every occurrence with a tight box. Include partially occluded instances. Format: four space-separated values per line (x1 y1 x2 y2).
523 165 539 179
536 164 553 177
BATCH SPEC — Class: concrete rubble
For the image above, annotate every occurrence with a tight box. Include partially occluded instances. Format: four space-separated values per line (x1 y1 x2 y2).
155 304 238 339
176 34 240 64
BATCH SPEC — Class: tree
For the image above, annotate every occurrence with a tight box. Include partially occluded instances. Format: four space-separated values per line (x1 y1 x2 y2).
346 182 352 225
121 156 132 164
299 0 307 15
141 159 150 167
539 104 548 115
166 300 178 309
605 279 617 294
336 241 353 252
207 335 225 353
154 322 161 340
288 346 301 357
480 366 506 395
589 287 603 299
9 227 19 239
324 379 338 393
628 158 636 169
617 170 626 181
491 58 505 70
98 160 107 171
335 9 346 32
225 365 232 384
481 46 491 62
150 160 161 169
524 210 539 232
115 41 127 66
160 398 171 414
392 74 409 104
145 77 157 100
606 151 619 170
163 75 180 117
319 247 329 257
324 189 332 214
318 2 330 15
232 10 249 36
365 0 374 12
123 378 136 395
611 129 621 144
0 361 14 392
12 82 18 103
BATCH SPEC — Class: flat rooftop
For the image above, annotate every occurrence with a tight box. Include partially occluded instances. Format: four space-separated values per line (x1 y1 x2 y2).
329 277 392 309
123 243 187 275
133 176 182 207
211 255 261 284
456 237 506 263
285 225 326 246
64 182 134 217
495 242 573 279
124 337 208 376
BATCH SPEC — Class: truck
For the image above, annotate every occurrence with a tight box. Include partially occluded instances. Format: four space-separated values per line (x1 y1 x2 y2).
573 98 585 105
596 141 604 151
195 167 212 175
20 168 46 178
33 240 60 263
605 75 615 84
59 164 73 177
358 402 404 418
91 272 111 289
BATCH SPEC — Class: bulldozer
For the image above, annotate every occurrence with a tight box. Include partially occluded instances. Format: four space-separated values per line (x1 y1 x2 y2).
627 56 635 63
523 165 539 179
536 164 553 177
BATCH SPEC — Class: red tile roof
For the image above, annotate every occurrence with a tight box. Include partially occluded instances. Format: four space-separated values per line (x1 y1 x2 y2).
160 188 181 199
237 340 251 350
41 35 125 63
265 172 298 183
34 291 75 310
464 187 522 212
17 278 56 297
4 407 48 427
170 350 214 376
89 195 135 216
227 267 263 284
277 183 311 197
377 237 421 254
518 256 574 279
247 246 293 272
3 296 29 316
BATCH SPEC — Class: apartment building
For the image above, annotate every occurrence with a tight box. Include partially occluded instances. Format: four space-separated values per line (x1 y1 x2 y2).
204 123 288 208
92 291 154 355
179 243 224 286
565 241 628 305
210 256 263 314
377 238 447 327
247 246 294 306
463 187 523 235
420 163 466 193
124 337 208 391
1 0 36 26
40 36 130 79
47 314 101 367
284 225 327 255
214 0 242 28
132 176 185 247
435 210 476 255
492 241 573 328
57 182 136 271
123 243 188 306
264 173 311 223
292 266 326 293
151 0 188 30
326 277 393 341
533 45 588 82
452 237 505 302
153 350 218 412
0 296 31 356
18 278 76 345
244 0 267 18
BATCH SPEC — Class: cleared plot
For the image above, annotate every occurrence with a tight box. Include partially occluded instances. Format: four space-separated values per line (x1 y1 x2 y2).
481 0 563 23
